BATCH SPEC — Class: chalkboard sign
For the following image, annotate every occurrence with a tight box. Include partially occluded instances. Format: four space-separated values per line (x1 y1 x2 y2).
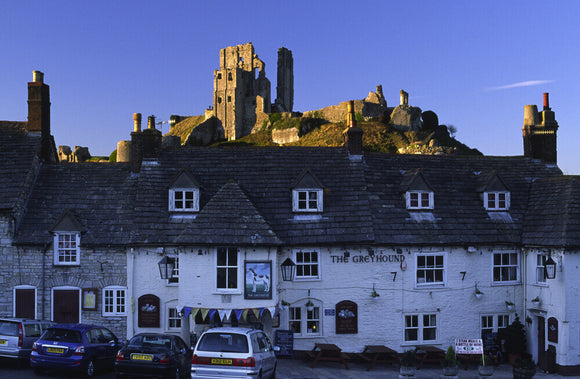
274 329 293 358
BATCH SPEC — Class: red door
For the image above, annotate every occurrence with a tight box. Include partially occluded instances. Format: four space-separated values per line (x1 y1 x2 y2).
53 289 80 323
15 288 35 319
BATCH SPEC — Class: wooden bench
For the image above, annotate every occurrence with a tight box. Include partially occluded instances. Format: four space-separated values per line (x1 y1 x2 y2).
305 343 349 369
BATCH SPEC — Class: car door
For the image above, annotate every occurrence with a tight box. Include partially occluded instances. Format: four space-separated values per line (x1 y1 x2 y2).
100 328 119 367
258 332 276 376
174 336 192 373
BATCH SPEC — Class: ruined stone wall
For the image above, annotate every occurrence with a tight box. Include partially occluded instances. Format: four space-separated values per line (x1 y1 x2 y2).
276 47 293 113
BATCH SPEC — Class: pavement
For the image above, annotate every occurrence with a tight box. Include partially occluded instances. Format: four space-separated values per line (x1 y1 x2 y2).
275 358 572 378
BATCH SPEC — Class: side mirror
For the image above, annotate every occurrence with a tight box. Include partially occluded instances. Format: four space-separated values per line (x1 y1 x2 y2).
273 346 281 352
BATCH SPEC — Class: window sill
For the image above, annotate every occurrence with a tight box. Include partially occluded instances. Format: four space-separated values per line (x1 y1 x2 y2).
491 281 520 286
293 334 322 339
415 284 446 289
213 290 242 295
53 263 80 267
293 277 321 282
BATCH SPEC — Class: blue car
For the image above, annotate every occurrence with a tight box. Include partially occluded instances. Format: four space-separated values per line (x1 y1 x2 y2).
30 323 122 377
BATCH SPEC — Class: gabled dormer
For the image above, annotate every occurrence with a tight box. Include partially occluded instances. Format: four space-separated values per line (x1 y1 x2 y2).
476 171 510 211
50 210 86 266
168 170 200 213
291 169 324 213
401 169 434 210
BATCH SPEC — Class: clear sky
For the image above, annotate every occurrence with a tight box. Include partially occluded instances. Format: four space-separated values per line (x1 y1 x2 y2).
2 1 579 173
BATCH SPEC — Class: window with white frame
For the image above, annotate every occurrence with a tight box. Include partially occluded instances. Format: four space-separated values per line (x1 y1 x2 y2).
481 314 510 339
404 313 437 343
216 247 238 290
103 286 126 316
289 302 321 336
492 252 519 283
294 250 319 279
168 256 179 284
169 188 199 212
484 191 510 211
292 189 323 212
168 307 181 329
406 191 433 210
536 254 547 283
416 253 445 286
53 233 80 265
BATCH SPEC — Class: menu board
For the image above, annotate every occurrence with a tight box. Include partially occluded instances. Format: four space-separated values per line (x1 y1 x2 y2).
138 294 160 328
274 329 294 358
335 300 358 334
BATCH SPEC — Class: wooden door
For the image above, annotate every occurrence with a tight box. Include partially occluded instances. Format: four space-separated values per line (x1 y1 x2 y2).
15 288 35 319
537 316 546 371
53 289 79 323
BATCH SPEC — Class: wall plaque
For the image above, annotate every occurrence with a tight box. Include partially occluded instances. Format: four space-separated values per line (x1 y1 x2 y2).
138 294 160 328
335 300 357 334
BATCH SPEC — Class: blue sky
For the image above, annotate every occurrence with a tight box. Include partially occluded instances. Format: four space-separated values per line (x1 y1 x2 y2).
2 1 579 173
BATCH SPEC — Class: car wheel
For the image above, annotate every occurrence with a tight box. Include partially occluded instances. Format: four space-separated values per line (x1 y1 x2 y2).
84 360 95 378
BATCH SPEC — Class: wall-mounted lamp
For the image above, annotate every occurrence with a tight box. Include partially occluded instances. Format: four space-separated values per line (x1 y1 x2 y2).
545 253 557 279
280 258 296 281
158 256 175 280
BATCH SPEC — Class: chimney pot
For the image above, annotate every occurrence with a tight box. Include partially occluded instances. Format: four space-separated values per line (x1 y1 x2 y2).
133 113 142 132
543 93 550 110
148 115 156 129
33 71 44 83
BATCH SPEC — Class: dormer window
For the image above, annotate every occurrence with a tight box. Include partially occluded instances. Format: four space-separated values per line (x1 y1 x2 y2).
291 169 324 213
168 170 200 213
484 191 510 211
50 210 85 266
406 191 434 210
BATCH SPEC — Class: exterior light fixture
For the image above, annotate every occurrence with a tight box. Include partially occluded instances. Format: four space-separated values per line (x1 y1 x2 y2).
280 258 296 281
545 254 557 279
158 256 175 280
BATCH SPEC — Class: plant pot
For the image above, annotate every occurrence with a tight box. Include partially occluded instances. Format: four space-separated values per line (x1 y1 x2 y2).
507 304 514 311
478 365 494 377
513 366 536 379
442 366 459 376
532 300 540 307
475 293 483 299
399 365 415 377
306 306 314 312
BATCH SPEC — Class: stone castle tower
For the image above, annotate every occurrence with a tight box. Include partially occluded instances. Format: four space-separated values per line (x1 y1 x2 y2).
275 47 293 113
522 93 559 163
212 42 271 140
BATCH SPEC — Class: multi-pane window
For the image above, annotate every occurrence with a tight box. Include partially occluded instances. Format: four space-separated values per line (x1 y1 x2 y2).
103 287 126 316
416 253 445 286
289 304 321 336
295 250 319 279
168 307 181 329
481 314 510 339
217 247 238 290
293 190 323 212
54 233 80 265
404 313 437 343
406 191 433 210
485 192 510 210
493 252 519 283
536 254 547 283
169 189 199 212
289 307 301 334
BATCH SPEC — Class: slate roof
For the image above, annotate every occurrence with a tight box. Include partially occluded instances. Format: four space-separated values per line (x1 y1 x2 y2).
0 122 40 214
12 145 566 248
523 176 580 247
14 163 136 246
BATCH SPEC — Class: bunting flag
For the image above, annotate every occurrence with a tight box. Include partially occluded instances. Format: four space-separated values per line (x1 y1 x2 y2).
242 309 249 320
200 308 209 321
234 309 244 321
218 309 230 321
191 308 200 319
208 309 217 321
251 308 260 319
176 305 183 315
259 307 265 317
183 306 193 319
268 306 277 317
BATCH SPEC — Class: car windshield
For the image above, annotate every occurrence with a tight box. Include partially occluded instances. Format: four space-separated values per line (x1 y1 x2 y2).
198 333 249 353
129 335 172 349
41 328 82 343
0 321 18 336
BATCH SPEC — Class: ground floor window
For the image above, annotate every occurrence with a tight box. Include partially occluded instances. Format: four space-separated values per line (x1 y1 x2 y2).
404 313 437 343
103 286 126 316
168 307 181 329
289 301 321 337
481 314 510 338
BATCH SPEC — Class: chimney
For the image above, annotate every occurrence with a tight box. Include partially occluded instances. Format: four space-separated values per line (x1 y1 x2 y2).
28 70 55 162
522 93 558 164
133 112 142 132
130 113 144 173
142 115 162 159
343 100 363 161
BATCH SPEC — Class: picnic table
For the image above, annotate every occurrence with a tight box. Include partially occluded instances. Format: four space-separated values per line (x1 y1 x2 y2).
357 345 399 371
305 343 349 369
415 345 445 369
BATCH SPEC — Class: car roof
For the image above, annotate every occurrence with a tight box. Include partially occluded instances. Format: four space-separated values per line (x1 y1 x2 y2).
0 318 48 322
49 323 105 332
133 333 175 338
202 327 260 336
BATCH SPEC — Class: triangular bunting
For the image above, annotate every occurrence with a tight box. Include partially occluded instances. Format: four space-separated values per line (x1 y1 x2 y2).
251 308 260 319
259 307 265 317
183 307 193 319
267 306 276 317
201 308 209 321
218 309 230 321
242 309 249 320
208 309 217 321
234 309 244 320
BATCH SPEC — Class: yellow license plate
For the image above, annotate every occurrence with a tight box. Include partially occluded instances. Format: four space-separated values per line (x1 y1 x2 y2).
211 358 232 365
0 340 6 345
131 354 153 361
46 347 64 354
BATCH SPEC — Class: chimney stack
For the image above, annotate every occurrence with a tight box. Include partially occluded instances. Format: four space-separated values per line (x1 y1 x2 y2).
343 100 364 161
133 113 142 132
543 92 550 110
523 93 559 164
28 70 56 162
147 115 156 129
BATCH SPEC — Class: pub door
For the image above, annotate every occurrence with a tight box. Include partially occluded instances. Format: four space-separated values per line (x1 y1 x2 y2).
537 316 546 371
15 288 36 319
53 289 80 323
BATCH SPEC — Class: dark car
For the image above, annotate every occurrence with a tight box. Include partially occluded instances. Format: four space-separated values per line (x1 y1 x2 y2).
115 333 192 379
0 318 52 365
30 323 122 377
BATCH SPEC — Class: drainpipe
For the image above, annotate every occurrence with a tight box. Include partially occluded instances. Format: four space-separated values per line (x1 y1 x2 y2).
41 242 48 321
127 248 135 340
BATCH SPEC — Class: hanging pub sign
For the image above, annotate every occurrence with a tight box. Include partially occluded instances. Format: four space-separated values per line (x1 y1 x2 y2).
244 261 272 299
548 317 558 343
138 294 160 328
335 300 357 334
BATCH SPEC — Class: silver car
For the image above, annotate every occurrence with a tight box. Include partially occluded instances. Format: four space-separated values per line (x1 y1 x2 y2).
191 327 278 378
0 318 52 365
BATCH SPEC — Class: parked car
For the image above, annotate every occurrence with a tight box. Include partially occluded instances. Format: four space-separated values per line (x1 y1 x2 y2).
30 323 122 377
0 318 52 365
191 327 278 379
115 333 192 378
